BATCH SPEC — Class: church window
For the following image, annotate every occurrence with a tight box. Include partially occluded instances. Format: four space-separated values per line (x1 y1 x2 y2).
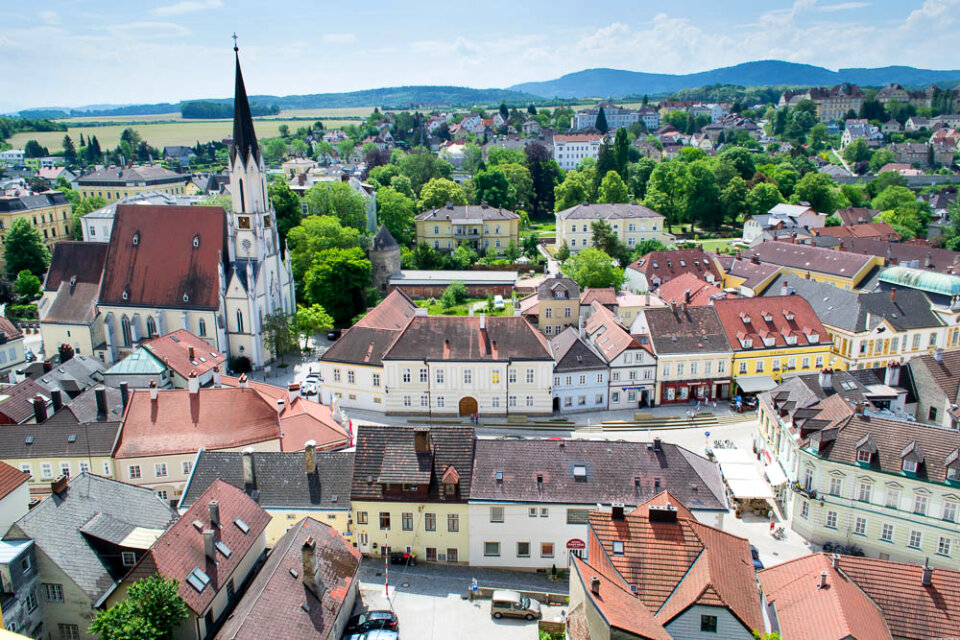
198 319 207 336
237 216 251 230
146 317 157 338
239 179 245 211
121 316 132 347
236 311 245 334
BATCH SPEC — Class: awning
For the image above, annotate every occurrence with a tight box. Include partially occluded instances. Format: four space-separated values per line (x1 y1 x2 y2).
764 462 788 487
725 477 776 500
712 449 755 465
735 375 778 394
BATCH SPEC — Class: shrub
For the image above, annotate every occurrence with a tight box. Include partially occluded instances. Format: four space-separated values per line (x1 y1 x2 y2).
228 355 252 374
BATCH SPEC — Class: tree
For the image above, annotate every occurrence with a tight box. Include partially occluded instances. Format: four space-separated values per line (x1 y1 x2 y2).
487 147 525 166
843 138 872 164
940 200 960 251
295 304 334 349
499 102 509 121
496 163 534 211
418 177 467 210
721 176 750 224
399 152 453 195
595 106 609 134
613 128 630 177
594 143 617 189
644 162 688 231
866 171 908 199
807 123 829 150
445 242 478 269
411 243 444 269
473 167 513 208
376 186 417 245
683 160 722 229
286 216 363 284
627 158 657 200
304 181 367 230
868 148 896 174
598 171 630 204
795 172 841 213
263 138 287 165
62 135 76 163
554 170 596 212
525 143 561 216
521 232 540 258
303 247 372 326
440 281 468 309
89 575 188 640
562 247 624 289
261 309 298 363
825 215 842 226
3 218 50 278
268 181 302 245
632 238 669 258
289 138 309 158
590 219 631 266
24 140 48 158
719 147 756 180
746 183 783 216
14 270 41 301
873 185 929 239
555 240 570 262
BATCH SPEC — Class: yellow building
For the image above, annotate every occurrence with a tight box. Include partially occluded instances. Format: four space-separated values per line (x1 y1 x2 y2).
714 296 833 388
179 448 354 547
0 191 72 264
741 242 883 291
415 204 519 255
351 426 474 565
518 277 580 337
76 165 189 203
555 202 672 254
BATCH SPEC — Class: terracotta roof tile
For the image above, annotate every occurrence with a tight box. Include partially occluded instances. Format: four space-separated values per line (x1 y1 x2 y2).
628 249 723 286
713 295 829 352
42 241 108 291
584 303 639 362
0 461 29 500
0 379 51 424
741 241 876 279
654 272 724 306
321 290 417 366
383 316 552 361
142 330 226 378
415 204 519 222
641 306 731 355
579 287 618 307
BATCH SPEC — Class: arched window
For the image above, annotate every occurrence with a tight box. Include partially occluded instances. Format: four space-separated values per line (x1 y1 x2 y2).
121 316 132 347
198 318 207 336
146 316 157 338
236 310 244 334
239 179 245 212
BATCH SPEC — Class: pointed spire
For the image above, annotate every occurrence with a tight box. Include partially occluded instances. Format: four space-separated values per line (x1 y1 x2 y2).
231 41 260 166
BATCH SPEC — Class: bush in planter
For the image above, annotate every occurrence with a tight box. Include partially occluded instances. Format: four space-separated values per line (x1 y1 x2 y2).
6 303 38 321
228 355 252 374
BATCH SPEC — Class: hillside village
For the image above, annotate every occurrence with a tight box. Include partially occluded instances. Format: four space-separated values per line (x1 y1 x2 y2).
0 27 959 640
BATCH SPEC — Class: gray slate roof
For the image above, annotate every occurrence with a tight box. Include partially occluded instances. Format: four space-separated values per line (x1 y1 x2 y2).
551 327 606 372
6 473 177 602
32 355 106 398
557 202 663 221
179 450 354 511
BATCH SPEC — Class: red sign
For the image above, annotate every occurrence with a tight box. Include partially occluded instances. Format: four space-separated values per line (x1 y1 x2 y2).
566 538 586 550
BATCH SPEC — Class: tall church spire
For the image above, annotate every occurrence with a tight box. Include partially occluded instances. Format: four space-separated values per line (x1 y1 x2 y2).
231 41 260 165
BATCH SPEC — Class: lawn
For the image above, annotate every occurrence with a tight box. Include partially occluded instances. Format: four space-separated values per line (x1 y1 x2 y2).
415 297 517 317
685 238 744 253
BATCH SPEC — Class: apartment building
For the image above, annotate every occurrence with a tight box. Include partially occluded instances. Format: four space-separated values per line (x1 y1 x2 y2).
414 204 519 255
556 202 670 254
76 165 190 203
0 191 72 261
553 134 605 171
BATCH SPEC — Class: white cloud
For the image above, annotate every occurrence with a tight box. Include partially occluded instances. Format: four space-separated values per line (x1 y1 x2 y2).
321 33 356 44
38 10 59 25
106 22 191 39
818 2 872 11
152 0 223 18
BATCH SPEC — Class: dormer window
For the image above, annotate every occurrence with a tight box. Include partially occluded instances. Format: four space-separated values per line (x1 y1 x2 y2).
762 311 773 322
806 331 819 343
740 313 751 324
122 290 129 301
573 464 587 480
183 293 190 303
857 450 871 463
903 459 917 473
783 309 795 321
785 335 798 345
741 338 753 348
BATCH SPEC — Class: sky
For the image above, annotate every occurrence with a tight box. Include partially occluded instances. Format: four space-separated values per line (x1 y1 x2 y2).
1 0 958 112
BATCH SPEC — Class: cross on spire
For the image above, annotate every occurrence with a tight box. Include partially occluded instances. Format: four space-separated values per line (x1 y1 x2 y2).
232 32 238 52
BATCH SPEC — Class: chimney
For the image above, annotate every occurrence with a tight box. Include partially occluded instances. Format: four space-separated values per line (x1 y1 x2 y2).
414 429 431 454
203 529 216 562
242 447 256 490
119 382 129 410
684 289 691 303
95 387 107 419
208 500 220 527
31 395 47 423
213 366 222 388
188 371 200 395
276 398 286 413
150 379 159 401
934 348 943 364
239 373 249 388
302 537 322 597
653 437 662 452
50 474 69 495
854 401 866 416
818 571 827 589
751 254 760 265
590 576 601 596
819 368 833 389
50 388 63 412
889 287 897 303
831 553 839 569
921 558 933 587
287 382 300 400
479 313 486 331
780 281 789 297
305 440 317 473
884 361 900 386
925 252 932 268
188 346 196 361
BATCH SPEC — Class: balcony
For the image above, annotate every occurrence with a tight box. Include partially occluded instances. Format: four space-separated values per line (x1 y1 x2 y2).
791 482 817 500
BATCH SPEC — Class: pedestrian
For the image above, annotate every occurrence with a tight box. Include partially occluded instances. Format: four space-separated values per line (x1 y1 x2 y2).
769 521 775 532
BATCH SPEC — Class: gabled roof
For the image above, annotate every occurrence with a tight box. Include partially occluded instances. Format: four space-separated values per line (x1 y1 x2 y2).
32 355 106 399
320 290 417 366
43 280 100 325
124 480 269 616
816 222 898 240
824 237 960 276
141 329 227 378
470 439 725 509
654 272 723 306
908 350 960 405
0 461 29 501
628 249 722 286
114 388 282 458
383 316 552 362
99 205 228 309
43 241 108 291
551 327 606 372
584 303 640 362
589 491 763 633
230 50 260 166
742 241 876 280
415 204 518 222
719 255 783 290
213 518 360 640
713 295 828 351
557 202 664 221
579 287 617 307
7 473 177 602
536 277 579 300
0 415 119 460
180 450 354 511
758 554 892 640
77 165 187 186
351 426 475 502
641 305 731 355
0 379 51 423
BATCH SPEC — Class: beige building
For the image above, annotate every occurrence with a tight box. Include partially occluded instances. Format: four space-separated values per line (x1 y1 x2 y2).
555 202 671 254
415 204 519 255
0 191 72 264
518 277 580 337
76 165 190 203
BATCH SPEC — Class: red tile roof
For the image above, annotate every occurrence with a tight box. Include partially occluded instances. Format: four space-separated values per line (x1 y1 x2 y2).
588 491 764 634
815 222 900 240
833 555 960 640
278 397 350 452
214 517 360 640
321 290 417 366
0 461 29 500
654 272 724 306
114 388 282 458
43 241 108 292
758 554 892 640
584 303 639 361
712 295 829 352
100 205 228 309
579 287 618 307
0 315 23 341
741 241 876 280
125 480 270 616
628 249 723 288
142 330 226 378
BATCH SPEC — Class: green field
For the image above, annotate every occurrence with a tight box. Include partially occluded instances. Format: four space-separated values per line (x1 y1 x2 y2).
691 238 744 252
415 297 516 317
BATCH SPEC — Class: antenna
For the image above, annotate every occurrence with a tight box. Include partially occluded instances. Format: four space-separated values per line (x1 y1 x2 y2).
232 32 239 52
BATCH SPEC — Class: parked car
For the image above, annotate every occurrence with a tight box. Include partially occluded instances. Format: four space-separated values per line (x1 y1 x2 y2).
345 610 398 635
493 295 505 309
24 348 36 362
301 374 320 395
327 329 342 341
750 545 764 570
346 632 398 640
490 590 541 621
730 395 758 412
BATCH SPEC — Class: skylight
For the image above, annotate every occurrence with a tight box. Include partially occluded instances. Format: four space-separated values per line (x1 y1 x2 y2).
573 465 587 478
215 540 232 558
234 518 250 534
187 567 210 592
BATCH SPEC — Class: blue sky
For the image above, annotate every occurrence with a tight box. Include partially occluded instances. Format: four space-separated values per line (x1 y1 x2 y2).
0 0 956 111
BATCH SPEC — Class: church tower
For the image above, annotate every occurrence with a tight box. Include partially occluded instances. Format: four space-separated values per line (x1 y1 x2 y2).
223 44 296 368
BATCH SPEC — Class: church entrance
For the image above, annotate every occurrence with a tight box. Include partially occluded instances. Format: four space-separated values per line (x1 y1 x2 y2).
459 397 478 417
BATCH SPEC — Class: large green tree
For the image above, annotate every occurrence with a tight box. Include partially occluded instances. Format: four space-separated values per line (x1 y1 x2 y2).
644 162 688 231
595 106 609 133
303 247 372 326
721 176 750 224
561 247 624 289
719 147 756 180
496 163 533 211
399 152 453 195
261 309 298 363
795 172 841 214
89 575 188 640
590 219 631 266
598 171 630 204
627 158 657 200
613 128 630 178
473 167 513 209
3 218 50 278
286 215 363 284
418 178 468 210
304 181 367 230
683 160 722 229
376 186 417 245
873 185 929 239
554 170 596 212
746 183 784 216
294 304 334 349
525 142 560 216
268 181 302 245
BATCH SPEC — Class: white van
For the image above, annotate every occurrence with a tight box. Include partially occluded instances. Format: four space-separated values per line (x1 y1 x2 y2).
490 590 542 620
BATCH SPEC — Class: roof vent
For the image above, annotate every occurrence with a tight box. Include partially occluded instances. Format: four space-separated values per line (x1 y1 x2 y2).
192 234 200 248
132 231 140 246
495 471 503 482
611 503 625 520
183 293 189 302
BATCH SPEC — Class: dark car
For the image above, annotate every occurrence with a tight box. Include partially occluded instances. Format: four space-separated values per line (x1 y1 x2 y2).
750 545 764 570
345 610 398 634
327 329 342 341
24 348 36 362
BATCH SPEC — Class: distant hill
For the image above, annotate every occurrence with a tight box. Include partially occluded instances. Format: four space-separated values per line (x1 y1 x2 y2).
18 86 541 119
509 60 960 98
